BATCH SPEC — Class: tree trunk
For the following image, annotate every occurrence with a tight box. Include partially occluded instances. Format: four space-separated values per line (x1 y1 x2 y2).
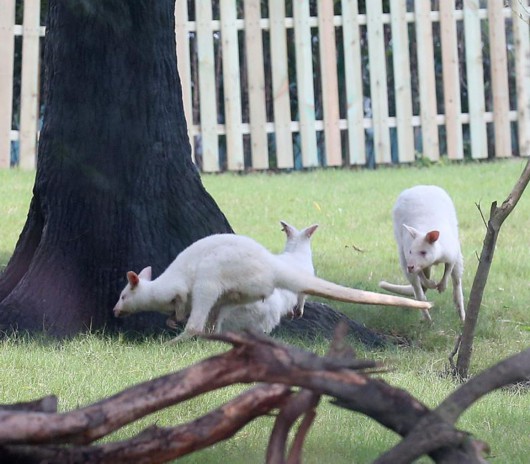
0 1 232 336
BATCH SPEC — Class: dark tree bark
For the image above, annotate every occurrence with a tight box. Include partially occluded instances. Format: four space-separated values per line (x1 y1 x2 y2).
0 1 232 336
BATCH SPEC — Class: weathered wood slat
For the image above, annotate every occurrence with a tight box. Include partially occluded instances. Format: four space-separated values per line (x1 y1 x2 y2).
0 0 16 168
512 0 530 157
196 1 219 172
269 0 294 169
488 0 511 158
244 0 269 170
341 0 366 165
439 0 463 160
19 0 41 170
293 0 318 167
414 0 439 160
174 2 195 162
220 1 244 170
390 0 414 163
317 0 342 166
366 1 391 164
464 0 488 159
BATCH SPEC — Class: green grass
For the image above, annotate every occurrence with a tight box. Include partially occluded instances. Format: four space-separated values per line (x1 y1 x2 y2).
1 160 529 463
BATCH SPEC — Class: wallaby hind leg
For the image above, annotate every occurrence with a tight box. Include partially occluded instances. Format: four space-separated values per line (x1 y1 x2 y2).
451 270 465 322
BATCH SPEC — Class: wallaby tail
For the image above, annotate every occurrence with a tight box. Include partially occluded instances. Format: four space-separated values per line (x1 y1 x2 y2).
299 274 431 311
378 281 416 297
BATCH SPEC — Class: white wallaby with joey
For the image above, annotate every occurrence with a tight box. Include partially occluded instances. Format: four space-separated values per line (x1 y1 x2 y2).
379 185 465 322
215 221 317 334
113 230 432 343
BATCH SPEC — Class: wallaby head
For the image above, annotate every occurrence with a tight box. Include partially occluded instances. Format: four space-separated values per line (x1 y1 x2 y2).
280 220 318 254
402 224 440 274
113 266 153 317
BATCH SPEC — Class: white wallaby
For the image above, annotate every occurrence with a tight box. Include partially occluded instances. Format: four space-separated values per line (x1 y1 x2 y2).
215 221 317 334
379 185 465 322
113 232 432 343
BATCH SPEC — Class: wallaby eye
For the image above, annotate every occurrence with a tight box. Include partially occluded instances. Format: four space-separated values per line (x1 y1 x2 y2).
121 295 125 300
420 251 427 256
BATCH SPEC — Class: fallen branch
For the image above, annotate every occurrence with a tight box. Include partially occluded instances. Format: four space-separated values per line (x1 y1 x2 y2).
0 330 527 463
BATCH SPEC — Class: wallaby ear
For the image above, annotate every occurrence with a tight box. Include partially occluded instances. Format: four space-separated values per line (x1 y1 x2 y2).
403 224 419 238
138 266 152 281
127 271 140 289
303 224 319 238
425 230 440 244
280 220 296 238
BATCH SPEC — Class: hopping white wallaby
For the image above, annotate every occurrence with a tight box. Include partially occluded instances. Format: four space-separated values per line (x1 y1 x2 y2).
113 232 432 343
215 221 318 334
379 185 465 322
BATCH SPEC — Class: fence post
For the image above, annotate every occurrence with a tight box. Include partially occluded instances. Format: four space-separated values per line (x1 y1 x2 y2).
512 0 530 157
414 0 439 160
269 0 294 169
366 0 391 164
341 0 366 165
0 0 16 168
19 0 41 170
293 0 318 167
464 0 488 159
390 0 415 163
244 0 269 169
439 0 464 160
196 0 219 172
317 0 342 166
175 1 195 163
488 0 511 158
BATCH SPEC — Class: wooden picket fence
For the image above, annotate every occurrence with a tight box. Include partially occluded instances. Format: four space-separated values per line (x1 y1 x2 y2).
1 0 530 171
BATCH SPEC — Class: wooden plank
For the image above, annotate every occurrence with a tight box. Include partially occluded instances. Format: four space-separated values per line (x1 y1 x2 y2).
269 0 294 169
0 0 16 168
389 0 414 163
512 0 530 157
293 0 318 167
317 0 341 166
244 0 269 169
414 0 439 160
196 1 219 172
341 0 365 165
366 0 391 164
220 1 244 170
19 0 41 170
463 0 488 159
439 0 463 160
174 1 195 162
488 0 511 158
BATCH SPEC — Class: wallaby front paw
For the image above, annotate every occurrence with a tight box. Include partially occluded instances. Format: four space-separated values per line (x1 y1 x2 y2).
436 281 447 293
292 304 303 319
166 317 179 330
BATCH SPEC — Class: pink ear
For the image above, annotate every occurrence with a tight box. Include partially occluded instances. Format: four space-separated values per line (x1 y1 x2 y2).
304 224 319 238
127 271 140 288
426 230 440 244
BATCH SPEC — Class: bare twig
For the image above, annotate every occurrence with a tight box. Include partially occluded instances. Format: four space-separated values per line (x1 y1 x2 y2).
455 159 530 379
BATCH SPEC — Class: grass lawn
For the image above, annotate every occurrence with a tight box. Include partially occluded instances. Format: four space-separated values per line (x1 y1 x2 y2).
1 160 529 463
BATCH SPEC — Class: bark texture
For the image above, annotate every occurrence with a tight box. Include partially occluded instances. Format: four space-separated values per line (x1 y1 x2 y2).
0 1 232 336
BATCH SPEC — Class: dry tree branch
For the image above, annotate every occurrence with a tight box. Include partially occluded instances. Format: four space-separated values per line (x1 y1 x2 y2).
455 159 530 379
1 383 292 464
1 330 526 463
376 348 530 464
0 396 57 413
266 322 353 464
